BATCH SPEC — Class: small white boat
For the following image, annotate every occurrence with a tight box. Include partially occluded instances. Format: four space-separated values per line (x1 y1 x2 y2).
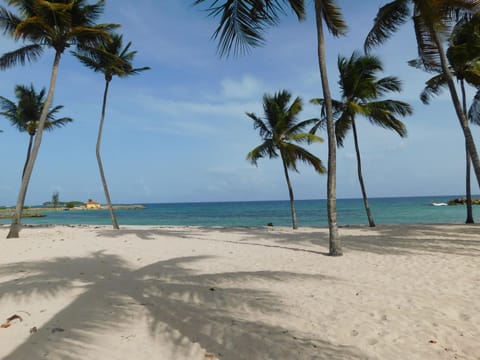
432 202 448 206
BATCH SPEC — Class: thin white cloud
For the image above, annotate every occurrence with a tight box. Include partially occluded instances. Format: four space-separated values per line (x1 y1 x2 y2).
220 75 265 100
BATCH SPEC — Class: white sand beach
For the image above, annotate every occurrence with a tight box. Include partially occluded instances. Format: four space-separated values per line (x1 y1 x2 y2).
0 224 479 359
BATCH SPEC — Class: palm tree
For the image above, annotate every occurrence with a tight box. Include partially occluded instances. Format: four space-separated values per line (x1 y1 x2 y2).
416 14 480 223
364 0 480 192
0 0 118 238
312 52 413 227
0 84 73 179
194 0 347 255
72 33 150 230
247 90 325 229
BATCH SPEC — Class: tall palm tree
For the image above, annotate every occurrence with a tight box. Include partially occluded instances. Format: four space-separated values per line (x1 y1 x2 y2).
194 0 347 255
416 14 480 223
0 0 118 238
72 33 150 230
312 52 413 227
247 90 325 229
364 0 480 192
0 84 73 179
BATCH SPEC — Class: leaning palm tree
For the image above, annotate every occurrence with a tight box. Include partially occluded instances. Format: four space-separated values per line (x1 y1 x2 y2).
194 0 347 255
365 0 480 191
247 90 325 229
72 33 150 230
0 0 118 238
312 52 413 227
0 84 73 179
416 14 480 223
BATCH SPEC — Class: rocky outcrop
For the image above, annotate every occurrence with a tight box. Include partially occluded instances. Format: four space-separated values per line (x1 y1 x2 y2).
448 197 480 205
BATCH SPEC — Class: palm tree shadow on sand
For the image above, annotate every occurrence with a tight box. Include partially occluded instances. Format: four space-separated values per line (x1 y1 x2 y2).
0 251 363 359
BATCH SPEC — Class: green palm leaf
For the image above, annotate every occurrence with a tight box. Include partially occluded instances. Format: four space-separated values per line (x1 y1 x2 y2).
364 0 410 52
0 44 43 69
193 0 306 57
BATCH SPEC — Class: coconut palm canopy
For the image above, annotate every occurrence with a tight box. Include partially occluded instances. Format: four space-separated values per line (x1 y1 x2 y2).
0 84 72 136
246 90 325 173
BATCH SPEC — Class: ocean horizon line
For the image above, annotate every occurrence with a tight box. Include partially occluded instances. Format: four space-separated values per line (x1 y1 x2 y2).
117 193 480 207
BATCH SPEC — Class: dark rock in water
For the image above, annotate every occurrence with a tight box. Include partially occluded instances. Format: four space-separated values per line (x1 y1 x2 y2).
448 197 480 205
267 222 274 227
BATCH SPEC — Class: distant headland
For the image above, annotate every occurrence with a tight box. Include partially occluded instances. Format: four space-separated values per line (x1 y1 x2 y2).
0 199 145 219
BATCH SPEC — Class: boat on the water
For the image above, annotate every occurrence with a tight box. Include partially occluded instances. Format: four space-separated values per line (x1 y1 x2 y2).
432 202 448 206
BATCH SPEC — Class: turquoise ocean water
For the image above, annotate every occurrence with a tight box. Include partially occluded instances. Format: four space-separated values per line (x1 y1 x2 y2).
2 195 479 227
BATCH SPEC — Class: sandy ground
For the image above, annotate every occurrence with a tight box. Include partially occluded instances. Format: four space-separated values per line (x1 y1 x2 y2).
0 224 479 360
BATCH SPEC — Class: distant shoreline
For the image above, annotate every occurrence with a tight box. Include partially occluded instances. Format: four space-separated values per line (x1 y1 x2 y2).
0 204 145 218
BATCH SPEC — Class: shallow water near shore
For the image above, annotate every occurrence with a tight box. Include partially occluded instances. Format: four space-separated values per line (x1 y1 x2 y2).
2 195 479 227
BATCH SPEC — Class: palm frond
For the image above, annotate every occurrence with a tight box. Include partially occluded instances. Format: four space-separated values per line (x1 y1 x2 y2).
363 100 410 137
246 111 271 139
334 112 351 147
469 88 480 125
0 44 43 69
288 132 323 144
282 142 325 173
0 96 20 128
364 0 410 52
316 0 347 36
463 62 480 86
73 32 149 79
77 0 106 25
420 73 448 104
287 117 320 136
408 56 442 72
44 117 74 131
375 76 402 95
412 12 442 72
0 6 21 35
246 140 278 165
193 0 305 57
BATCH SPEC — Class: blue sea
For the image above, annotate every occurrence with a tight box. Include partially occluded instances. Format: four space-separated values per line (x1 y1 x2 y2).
2 195 479 227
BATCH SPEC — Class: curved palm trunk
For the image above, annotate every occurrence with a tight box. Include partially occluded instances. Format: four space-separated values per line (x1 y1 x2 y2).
315 0 341 255
351 119 375 227
280 151 298 229
97 79 119 230
460 80 474 223
22 134 35 179
7 51 62 239
432 30 480 190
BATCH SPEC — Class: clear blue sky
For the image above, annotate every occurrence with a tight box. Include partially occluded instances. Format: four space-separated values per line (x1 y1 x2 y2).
0 0 478 206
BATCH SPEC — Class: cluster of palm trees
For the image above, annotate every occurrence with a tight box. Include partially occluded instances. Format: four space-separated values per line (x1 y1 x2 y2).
0 0 149 238
195 0 480 256
246 55 413 231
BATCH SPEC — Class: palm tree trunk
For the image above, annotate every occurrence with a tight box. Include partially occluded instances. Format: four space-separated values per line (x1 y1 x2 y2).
315 0 341 255
351 119 375 227
7 51 62 239
460 79 474 223
465 146 474 223
22 134 34 179
432 30 480 190
280 151 298 229
97 79 119 230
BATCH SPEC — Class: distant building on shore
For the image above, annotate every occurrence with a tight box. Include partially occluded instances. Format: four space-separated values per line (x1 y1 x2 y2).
85 199 101 209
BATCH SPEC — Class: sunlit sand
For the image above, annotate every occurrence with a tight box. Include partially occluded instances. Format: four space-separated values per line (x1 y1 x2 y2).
0 224 479 359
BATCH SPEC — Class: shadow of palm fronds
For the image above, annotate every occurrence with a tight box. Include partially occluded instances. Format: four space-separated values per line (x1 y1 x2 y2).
0 252 362 359
98 224 480 257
